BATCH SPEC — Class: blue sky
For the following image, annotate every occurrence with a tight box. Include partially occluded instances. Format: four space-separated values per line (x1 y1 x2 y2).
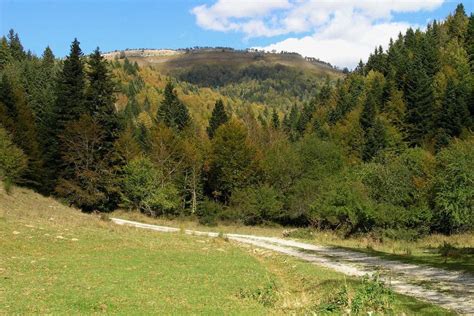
1 0 472 68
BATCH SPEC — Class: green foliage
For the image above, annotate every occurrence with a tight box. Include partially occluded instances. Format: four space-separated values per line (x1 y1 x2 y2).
231 185 283 225
433 137 474 233
196 199 222 226
207 119 260 202
317 275 394 315
207 99 229 138
157 82 190 131
0 125 27 186
310 179 375 234
239 279 278 307
121 157 179 216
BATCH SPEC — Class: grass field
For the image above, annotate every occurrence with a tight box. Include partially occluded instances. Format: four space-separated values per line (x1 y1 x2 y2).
1 185 454 314
112 210 474 274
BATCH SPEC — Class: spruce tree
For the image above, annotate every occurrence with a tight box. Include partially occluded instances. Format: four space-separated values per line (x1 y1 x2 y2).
0 37 12 70
157 82 190 131
404 59 434 146
362 118 387 161
46 38 86 191
54 38 86 129
271 109 280 129
207 99 229 138
466 14 474 72
7 29 25 60
85 47 120 148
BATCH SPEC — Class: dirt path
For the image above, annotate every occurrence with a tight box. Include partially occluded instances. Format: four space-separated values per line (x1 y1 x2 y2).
111 218 474 315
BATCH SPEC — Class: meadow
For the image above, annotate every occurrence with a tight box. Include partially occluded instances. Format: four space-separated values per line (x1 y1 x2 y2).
1 185 455 314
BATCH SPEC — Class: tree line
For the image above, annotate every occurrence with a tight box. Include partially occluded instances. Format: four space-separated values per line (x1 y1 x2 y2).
0 4 472 238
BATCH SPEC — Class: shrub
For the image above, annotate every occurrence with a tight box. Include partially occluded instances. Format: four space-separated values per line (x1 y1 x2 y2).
433 137 474 233
121 157 179 216
196 199 222 226
230 185 283 225
0 126 27 190
310 179 375 235
317 275 394 314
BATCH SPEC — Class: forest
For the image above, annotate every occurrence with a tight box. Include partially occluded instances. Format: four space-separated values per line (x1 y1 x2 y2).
0 4 473 240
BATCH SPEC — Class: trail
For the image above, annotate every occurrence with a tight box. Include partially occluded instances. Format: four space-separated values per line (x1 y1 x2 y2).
111 218 474 315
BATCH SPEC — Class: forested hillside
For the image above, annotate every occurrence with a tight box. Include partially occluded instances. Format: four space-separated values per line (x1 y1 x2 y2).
0 4 472 239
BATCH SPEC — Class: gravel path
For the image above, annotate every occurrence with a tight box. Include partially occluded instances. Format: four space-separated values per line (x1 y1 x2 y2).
111 218 474 315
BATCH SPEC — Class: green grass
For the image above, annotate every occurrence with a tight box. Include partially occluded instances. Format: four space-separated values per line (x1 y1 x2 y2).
0 186 454 314
112 210 474 274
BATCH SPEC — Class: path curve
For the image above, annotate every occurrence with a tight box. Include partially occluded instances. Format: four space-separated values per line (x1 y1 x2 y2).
111 218 474 315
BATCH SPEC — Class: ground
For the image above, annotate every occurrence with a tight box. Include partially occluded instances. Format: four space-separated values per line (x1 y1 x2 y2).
0 185 460 314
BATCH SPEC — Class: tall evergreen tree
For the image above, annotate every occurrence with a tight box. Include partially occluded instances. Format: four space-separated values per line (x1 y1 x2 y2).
466 14 474 72
207 99 229 138
0 37 12 71
271 108 280 129
7 29 25 60
404 59 434 146
85 47 120 148
54 38 86 129
157 82 190 131
45 38 86 192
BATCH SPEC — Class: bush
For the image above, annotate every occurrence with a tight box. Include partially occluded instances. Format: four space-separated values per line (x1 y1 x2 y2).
433 137 474 233
230 185 283 225
121 157 179 216
317 274 394 314
0 126 27 190
310 179 375 235
196 199 222 226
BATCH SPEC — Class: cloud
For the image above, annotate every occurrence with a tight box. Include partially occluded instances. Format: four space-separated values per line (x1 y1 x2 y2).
191 0 445 68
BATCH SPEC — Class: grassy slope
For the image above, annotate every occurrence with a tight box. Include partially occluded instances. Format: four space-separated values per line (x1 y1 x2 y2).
1 186 451 314
113 211 474 274
111 50 342 78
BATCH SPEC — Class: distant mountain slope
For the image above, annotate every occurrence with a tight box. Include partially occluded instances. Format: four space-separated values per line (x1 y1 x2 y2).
105 48 343 108
104 48 341 77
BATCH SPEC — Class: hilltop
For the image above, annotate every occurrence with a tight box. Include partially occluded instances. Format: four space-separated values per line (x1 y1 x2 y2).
103 47 342 77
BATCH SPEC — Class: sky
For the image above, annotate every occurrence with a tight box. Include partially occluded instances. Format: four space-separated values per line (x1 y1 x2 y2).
1 0 472 68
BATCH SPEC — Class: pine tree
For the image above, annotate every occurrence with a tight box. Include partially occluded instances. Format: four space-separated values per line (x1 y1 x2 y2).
404 59 434 146
271 108 280 129
54 38 86 129
466 14 474 72
45 38 86 191
42 46 55 68
207 99 229 138
362 118 387 161
85 47 120 148
436 79 469 139
360 92 376 132
297 102 315 135
0 37 12 71
7 29 25 60
157 82 190 131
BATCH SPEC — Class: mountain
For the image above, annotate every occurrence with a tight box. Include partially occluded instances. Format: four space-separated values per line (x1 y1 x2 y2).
105 48 343 109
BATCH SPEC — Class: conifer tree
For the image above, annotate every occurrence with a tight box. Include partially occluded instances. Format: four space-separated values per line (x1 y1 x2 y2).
207 99 228 138
362 118 387 161
404 59 434 146
0 37 12 71
7 29 25 60
85 47 119 148
466 14 474 72
54 38 86 129
271 108 280 129
157 82 190 131
45 38 86 191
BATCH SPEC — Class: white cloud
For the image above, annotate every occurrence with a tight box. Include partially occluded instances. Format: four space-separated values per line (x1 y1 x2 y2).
191 0 445 68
